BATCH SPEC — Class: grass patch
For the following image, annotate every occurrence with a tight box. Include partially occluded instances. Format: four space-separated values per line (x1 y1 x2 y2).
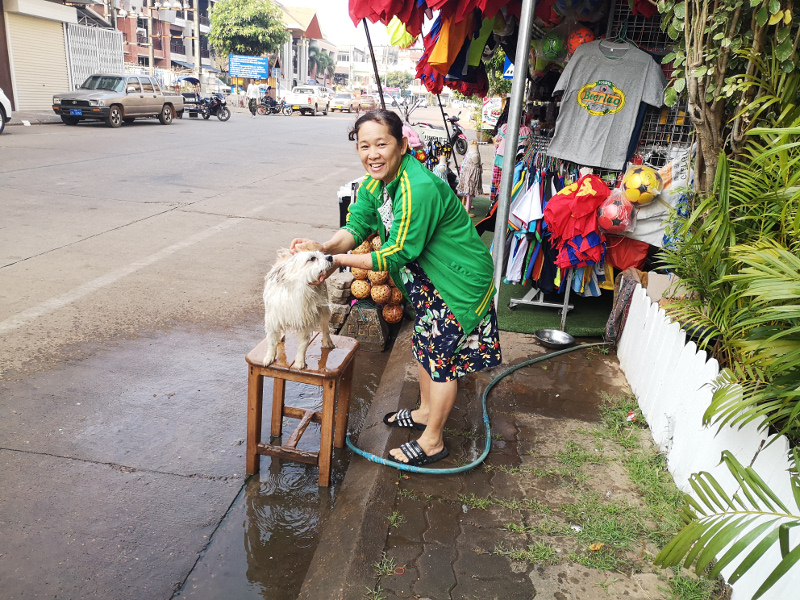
555 440 609 468
495 541 559 565
568 546 636 573
459 493 494 510
386 511 405 528
624 451 684 546
372 553 397 578
661 568 728 600
504 517 569 536
397 488 418 500
363 585 386 600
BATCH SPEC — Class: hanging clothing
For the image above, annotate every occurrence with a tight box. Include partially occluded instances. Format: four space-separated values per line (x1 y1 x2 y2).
548 41 666 170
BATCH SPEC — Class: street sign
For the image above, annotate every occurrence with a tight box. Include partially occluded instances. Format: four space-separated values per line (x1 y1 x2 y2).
228 55 270 79
503 56 514 79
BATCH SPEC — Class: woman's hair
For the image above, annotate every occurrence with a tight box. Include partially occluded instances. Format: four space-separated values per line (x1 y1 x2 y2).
348 109 404 144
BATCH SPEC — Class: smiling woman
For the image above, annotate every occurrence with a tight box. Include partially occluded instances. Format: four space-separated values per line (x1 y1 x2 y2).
290 109 502 469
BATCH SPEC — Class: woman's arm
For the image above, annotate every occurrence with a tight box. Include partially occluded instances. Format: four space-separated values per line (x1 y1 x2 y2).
333 252 373 270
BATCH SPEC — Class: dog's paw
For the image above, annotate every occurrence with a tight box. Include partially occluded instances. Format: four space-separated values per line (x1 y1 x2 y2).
321 339 335 349
293 359 306 370
262 351 276 367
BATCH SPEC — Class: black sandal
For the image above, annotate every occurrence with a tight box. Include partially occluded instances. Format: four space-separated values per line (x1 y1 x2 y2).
387 440 449 467
383 409 426 430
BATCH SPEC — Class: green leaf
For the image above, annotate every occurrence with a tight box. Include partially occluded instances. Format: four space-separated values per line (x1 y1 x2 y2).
782 59 796 73
776 38 794 62
757 6 770 26
769 0 780 13
721 37 732 47
662 52 677 64
674 77 686 93
668 22 682 40
693 65 709 78
674 1 686 18
665 86 678 106
753 543 800 599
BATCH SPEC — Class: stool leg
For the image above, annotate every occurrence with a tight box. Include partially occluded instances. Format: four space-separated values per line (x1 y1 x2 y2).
246 365 264 475
318 379 336 487
334 363 354 449
271 377 286 438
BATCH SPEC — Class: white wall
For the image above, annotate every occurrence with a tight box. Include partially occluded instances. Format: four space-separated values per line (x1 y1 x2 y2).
617 285 800 599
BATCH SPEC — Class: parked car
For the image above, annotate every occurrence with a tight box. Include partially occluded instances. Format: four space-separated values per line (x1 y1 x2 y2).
0 87 11 134
330 92 358 112
358 94 378 111
284 85 329 116
52 74 184 128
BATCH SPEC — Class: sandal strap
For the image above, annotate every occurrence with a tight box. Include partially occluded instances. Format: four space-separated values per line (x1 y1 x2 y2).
395 409 413 428
400 440 424 461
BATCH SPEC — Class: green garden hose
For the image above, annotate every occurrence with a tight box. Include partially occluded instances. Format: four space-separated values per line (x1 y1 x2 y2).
345 342 609 474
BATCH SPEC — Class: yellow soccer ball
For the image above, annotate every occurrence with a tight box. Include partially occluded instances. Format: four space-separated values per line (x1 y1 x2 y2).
621 166 663 205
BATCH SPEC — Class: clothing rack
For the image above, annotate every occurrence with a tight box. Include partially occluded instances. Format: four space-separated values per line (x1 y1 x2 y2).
509 269 575 331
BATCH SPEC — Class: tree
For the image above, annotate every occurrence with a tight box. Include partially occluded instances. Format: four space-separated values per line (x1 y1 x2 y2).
659 0 800 192
487 48 511 98
384 70 413 90
308 47 335 86
207 0 289 64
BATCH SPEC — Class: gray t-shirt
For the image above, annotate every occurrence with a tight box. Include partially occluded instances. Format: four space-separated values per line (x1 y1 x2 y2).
547 41 665 170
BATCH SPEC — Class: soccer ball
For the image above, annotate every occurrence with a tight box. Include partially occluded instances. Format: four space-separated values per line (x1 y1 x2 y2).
567 27 595 54
621 166 663 205
597 196 634 234
541 32 566 60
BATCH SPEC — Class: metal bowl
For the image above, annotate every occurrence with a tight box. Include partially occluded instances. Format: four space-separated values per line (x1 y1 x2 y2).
533 329 575 350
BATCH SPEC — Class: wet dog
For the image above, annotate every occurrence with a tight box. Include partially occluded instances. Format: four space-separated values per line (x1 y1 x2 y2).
262 249 334 369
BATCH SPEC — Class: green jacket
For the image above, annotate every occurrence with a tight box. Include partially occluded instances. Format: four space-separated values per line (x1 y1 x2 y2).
343 153 496 334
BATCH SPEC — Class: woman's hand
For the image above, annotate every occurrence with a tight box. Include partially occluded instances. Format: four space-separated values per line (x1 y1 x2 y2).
310 258 339 286
290 238 324 253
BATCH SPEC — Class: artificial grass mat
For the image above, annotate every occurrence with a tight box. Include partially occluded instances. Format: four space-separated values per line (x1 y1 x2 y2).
469 195 611 338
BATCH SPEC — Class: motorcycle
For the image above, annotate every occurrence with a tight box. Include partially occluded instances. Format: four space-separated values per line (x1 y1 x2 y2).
200 93 231 121
257 97 292 116
410 111 468 155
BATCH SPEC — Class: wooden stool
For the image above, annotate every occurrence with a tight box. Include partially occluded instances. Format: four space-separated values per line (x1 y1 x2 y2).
245 332 359 486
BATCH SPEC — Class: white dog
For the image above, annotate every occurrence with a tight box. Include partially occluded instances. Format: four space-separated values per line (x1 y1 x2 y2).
262 249 335 369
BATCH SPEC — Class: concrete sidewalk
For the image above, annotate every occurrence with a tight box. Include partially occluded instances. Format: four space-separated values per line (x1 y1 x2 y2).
298 325 676 600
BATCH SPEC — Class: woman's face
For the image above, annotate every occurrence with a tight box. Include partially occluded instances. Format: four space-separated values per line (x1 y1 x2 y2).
356 121 408 183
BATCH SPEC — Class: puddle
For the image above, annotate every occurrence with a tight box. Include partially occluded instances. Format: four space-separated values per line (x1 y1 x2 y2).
175 350 388 599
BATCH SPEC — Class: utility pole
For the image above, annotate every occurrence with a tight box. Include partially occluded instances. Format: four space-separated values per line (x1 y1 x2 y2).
147 0 154 76
194 0 201 81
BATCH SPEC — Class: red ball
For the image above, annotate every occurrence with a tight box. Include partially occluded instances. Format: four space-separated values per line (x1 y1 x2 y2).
567 27 595 54
597 197 633 234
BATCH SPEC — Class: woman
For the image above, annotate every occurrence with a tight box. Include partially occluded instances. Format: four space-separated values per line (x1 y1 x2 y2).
291 110 501 467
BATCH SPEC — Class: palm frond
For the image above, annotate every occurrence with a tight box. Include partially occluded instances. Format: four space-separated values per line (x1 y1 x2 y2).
655 451 800 599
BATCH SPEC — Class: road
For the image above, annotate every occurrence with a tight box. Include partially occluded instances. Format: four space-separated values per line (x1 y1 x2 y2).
0 109 377 599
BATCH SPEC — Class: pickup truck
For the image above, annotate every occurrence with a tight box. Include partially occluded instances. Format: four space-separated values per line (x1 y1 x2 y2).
285 85 329 116
52 73 184 128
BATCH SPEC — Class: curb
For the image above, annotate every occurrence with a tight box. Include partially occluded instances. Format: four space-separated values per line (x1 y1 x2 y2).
298 322 417 600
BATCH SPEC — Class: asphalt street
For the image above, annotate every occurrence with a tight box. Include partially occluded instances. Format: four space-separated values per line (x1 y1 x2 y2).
0 109 375 599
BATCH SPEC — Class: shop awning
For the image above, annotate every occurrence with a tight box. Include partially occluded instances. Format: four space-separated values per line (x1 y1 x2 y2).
171 59 220 73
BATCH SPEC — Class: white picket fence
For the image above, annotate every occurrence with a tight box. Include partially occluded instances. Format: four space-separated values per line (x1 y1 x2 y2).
617 285 800 599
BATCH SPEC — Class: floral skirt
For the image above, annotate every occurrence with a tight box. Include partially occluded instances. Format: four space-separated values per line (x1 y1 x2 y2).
402 261 502 382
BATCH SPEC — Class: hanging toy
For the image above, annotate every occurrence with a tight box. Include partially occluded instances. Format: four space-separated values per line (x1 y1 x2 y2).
414 148 427 163
433 154 449 182
541 31 567 61
456 140 483 213
621 165 663 205
567 27 596 54
575 0 606 21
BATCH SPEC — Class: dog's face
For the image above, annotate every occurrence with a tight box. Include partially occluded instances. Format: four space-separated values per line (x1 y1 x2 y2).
268 249 333 286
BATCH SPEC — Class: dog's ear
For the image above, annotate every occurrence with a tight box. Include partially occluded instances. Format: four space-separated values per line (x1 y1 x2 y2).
275 248 292 265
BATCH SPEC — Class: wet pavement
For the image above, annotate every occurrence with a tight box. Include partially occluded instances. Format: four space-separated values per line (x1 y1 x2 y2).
298 327 642 600
0 317 388 599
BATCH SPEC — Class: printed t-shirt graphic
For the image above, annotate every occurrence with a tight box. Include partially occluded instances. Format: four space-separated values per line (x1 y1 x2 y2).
547 41 665 170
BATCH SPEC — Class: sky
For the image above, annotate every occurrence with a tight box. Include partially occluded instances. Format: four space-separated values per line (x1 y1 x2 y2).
279 0 391 48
